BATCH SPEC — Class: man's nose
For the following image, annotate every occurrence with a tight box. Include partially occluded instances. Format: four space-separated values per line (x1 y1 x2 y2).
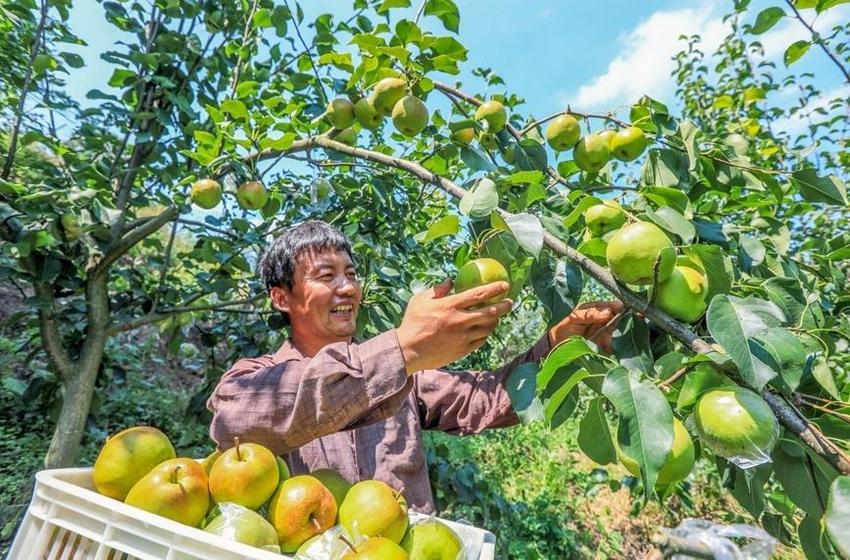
335 275 359 294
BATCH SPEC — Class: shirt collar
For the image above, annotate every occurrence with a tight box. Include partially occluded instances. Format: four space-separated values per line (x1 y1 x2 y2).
271 336 361 363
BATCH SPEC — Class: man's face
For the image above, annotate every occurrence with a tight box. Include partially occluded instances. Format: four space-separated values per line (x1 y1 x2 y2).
271 248 362 346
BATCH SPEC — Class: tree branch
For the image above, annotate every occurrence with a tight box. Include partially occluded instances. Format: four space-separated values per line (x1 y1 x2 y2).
2 0 49 180
785 0 850 86
92 206 179 278
107 293 266 335
283 0 327 104
244 134 850 475
33 282 74 380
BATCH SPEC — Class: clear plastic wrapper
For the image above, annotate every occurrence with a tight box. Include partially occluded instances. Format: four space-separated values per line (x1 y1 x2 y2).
403 515 473 560
294 525 350 559
203 502 281 553
663 518 778 560
686 409 780 470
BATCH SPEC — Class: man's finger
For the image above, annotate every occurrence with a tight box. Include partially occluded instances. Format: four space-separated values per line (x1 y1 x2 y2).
432 279 453 298
450 281 510 308
463 299 513 320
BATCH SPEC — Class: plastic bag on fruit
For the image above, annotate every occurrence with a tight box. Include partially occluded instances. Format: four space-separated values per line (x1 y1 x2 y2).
294 525 349 560
662 518 777 560
203 502 281 553
404 514 471 560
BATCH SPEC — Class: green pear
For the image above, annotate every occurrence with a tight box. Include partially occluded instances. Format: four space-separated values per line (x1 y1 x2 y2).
200 450 222 476
372 77 407 114
355 97 384 130
654 265 709 323
208 439 279 510
478 131 499 151
339 480 408 543
336 127 359 145
597 129 617 148
60 213 82 242
191 179 223 209
401 519 463 560
610 126 648 161
309 468 352 509
584 201 625 237
268 475 338 553
204 502 281 552
277 456 292 481
342 536 409 560
450 127 475 145
392 95 429 137
474 99 507 132
606 221 675 285
93 426 176 501
694 387 778 460
545 114 580 151
124 458 210 527
327 98 356 130
236 181 269 210
574 133 611 173
619 418 695 488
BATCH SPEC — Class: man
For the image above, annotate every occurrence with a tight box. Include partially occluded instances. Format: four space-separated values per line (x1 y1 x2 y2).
208 220 621 514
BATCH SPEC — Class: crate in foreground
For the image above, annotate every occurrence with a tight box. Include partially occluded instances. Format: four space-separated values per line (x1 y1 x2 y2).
9 468 496 560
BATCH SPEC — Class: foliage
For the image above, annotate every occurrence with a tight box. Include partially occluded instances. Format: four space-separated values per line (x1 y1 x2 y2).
0 0 849 558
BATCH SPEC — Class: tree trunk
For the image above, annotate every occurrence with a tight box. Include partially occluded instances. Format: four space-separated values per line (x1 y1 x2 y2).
43 275 110 469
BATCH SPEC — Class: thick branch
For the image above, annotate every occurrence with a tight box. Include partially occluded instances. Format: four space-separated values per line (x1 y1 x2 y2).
246 135 850 475
93 206 179 278
33 283 74 379
785 0 850 85
2 0 49 180
107 293 265 335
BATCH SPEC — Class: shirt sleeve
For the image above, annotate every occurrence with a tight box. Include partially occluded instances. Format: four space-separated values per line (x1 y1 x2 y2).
207 330 412 455
414 334 551 435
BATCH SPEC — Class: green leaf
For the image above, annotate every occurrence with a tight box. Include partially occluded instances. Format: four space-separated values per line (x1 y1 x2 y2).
826 476 850 558
221 99 248 120
641 186 691 217
645 206 695 243
773 440 837 517
252 8 273 27
739 234 766 268
503 213 543 257
506 363 545 423
459 146 496 172
792 169 848 205
562 195 602 229
641 149 690 189
678 121 699 171
762 277 823 330
513 139 548 172
799 513 833 560
537 337 597 390
752 327 807 393
611 314 654 373
784 40 811 66
750 7 785 34
818 0 850 11
317 52 354 72
602 367 674 496
727 462 772 518
458 177 498 218
578 398 617 465
108 68 136 87
812 355 840 400
424 0 460 32
259 132 296 152
706 295 785 390
531 255 584 327
377 0 411 13
59 52 85 69
677 364 733 410
543 367 588 429
414 214 459 243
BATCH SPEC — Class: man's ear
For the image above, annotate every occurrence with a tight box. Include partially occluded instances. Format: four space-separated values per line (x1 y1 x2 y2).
269 286 291 314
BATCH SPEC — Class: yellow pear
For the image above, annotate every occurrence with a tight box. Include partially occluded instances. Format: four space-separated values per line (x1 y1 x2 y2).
474 99 507 131
208 439 279 510
372 77 407 114
124 458 210 527
327 98 355 130
92 426 176 501
391 95 429 137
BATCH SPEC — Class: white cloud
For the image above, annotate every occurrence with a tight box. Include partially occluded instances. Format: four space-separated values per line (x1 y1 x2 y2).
771 84 850 138
567 3 727 110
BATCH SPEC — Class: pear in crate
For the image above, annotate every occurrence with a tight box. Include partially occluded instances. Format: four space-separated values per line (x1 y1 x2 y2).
124 458 210 527
92 426 176 500
208 438 279 510
268 475 337 553
204 502 281 552
342 536 408 559
339 480 408 543
401 519 463 560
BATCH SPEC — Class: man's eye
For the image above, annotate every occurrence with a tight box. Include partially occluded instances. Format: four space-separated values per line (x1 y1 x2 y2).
319 274 334 281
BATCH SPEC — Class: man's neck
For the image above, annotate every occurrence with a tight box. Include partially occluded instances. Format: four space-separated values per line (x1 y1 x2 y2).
289 331 352 357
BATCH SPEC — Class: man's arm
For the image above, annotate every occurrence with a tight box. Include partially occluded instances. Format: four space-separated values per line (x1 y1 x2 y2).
207 330 412 454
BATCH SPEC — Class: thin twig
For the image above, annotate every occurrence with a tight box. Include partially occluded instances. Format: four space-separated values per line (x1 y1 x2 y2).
784 0 850 85
283 0 328 104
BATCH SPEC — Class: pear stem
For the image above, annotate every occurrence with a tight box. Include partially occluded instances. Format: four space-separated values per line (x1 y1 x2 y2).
338 534 357 553
171 465 182 485
393 486 405 501
234 436 242 461
311 516 322 532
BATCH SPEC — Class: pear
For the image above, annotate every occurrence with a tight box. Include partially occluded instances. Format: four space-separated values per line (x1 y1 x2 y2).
190 179 223 210
92 426 176 501
336 127 359 145
392 96 429 137
208 439 279 510
327 98 356 130
654 265 709 323
574 133 611 173
401 519 463 560
450 127 475 145
342 536 409 560
372 77 407 114
268 475 338 553
597 129 617 147
478 131 499 151
200 450 222 476
584 201 625 237
339 480 408 543
474 100 507 132
277 455 292 481
60 213 82 241
124 458 210 527
606 221 675 285
355 97 384 130
610 126 648 161
204 502 281 552
236 181 269 210
295 525 350 559
545 114 580 151
309 468 352 509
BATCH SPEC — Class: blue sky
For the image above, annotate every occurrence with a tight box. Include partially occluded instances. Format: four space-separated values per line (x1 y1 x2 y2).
63 0 848 136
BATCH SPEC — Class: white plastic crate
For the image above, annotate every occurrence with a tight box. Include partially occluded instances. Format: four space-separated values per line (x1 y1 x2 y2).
9 468 496 560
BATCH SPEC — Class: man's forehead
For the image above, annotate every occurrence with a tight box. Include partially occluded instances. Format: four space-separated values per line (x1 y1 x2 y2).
295 248 354 271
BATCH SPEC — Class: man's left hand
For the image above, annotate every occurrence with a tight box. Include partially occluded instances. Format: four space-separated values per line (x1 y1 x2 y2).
548 300 624 354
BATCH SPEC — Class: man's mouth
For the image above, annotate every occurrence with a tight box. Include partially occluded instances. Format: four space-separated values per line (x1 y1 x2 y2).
330 304 354 315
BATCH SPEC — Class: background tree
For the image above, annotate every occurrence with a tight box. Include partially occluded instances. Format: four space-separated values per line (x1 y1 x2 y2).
1 0 848 557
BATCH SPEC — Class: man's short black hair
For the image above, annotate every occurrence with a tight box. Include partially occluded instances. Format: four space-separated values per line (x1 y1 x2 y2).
258 220 355 293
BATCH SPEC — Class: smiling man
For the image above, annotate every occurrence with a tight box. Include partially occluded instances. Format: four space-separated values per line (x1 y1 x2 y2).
207 220 621 513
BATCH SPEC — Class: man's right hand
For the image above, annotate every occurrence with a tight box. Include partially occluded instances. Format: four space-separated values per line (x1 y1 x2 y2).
396 280 513 374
